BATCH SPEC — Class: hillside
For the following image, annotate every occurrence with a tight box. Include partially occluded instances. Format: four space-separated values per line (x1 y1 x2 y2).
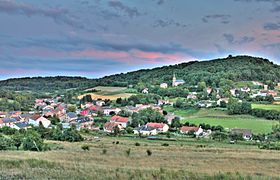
0 55 279 92
96 55 280 87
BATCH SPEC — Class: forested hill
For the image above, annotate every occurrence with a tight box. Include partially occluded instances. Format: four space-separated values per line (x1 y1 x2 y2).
0 55 279 92
96 55 280 87
0 76 97 92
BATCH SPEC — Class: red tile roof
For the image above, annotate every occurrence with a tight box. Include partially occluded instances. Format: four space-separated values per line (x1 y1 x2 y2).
111 115 129 123
147 123 166 129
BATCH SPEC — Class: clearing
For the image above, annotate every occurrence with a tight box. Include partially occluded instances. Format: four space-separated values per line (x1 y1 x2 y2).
78 86 136 100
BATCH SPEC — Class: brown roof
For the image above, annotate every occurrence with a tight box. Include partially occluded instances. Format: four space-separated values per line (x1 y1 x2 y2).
30 114 41 120
180 126 199 132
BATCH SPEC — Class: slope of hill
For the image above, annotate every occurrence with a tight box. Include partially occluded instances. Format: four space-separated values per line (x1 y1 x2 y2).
0 55 279 92
96 55 280 87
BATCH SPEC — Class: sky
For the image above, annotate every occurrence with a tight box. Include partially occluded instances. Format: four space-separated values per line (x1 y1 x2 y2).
0 0 280 79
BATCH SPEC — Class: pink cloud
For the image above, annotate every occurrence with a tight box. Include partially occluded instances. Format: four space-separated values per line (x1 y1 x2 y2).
71 49 129 59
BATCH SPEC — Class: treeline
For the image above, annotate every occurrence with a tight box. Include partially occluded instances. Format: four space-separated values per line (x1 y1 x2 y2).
0 76 97 92
227 99 280 120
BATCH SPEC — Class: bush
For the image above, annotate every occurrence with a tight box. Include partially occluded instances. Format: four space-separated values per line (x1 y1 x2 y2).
81 144 90 151
162 143 169 146
146 149 152 156
0 136 13 150
135 142 140 146
102 149 107 154
125 148 131 157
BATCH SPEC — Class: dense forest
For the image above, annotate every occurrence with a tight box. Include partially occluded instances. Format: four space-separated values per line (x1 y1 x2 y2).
0 56 279 92
96 55 280 87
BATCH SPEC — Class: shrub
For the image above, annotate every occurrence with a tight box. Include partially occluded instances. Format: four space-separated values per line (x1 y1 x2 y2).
81 144 90 151
162 143 169 146
22 131 44 151
116 141 119 144
135 142 140 146
146 149 152 156
125 148 131 157
102 149 107 154
0 136 13 150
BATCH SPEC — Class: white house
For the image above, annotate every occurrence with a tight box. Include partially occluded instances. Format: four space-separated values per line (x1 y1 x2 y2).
103 108 121 116
142 88 149 94
146 123 169 133
110 115 129 128
29 116 51 128
133 126 157 136
96 101 105 107
160 83 168 89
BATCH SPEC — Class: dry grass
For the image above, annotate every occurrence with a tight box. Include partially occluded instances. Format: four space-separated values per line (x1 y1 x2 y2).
0 137 279 179
78 86 135 100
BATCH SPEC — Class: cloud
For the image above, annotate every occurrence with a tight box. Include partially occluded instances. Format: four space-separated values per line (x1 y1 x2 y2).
153 19 187 28
202 14 231 24
155 0 165 5
263 22 280 30
0 0 85 29
223 34 255 44
108 0 141 18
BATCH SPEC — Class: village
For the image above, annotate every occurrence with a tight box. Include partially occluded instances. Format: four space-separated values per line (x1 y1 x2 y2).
0 74 279 143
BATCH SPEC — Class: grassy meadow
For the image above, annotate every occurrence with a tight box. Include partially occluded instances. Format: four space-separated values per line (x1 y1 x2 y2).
78 86 136 100
0 137 279 179
252 104 280 111
165 107 279 134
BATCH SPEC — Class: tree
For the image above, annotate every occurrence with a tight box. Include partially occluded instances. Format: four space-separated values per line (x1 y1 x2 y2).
0 135 13 150
197 81 206 92
113 125 121 136
81 144 90 151
211 131 228 141
22 131 44 151
67 105 76 112
171 117 181 129
12 133 23 150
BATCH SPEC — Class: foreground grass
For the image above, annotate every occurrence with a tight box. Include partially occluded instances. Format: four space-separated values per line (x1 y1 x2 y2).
252 104 280 111
168 108 278 134
0 137 279 179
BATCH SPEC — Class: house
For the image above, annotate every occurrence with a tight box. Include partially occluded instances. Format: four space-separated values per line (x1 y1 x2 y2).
103 108 121 116
19 113 32 122
76 116 93 129
172 74 185 87
146 123 169 133
197 100 214 108
0 112 6 118
160 83 168 89
133 125 157 136
96 101 105 107
103 122 124 133
2 118 17 127
65 112 78 122
231 128 252 140
158 100 173 106
52 104 66 117
259 90 278 97
217 98 229 106
110 115 129 128
142 88 149 94
29 115 51 128
11 122 31 130
187 94 197 100
240 87 251 93
180 126 203 136
207 88 212 95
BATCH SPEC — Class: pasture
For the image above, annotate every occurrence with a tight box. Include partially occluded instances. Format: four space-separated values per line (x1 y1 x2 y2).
167 108 278 134
0 137 279 179
78 86 136 100
252 104 280 112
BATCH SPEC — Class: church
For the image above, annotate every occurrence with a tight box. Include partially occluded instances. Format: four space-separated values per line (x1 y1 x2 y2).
172 74 185 87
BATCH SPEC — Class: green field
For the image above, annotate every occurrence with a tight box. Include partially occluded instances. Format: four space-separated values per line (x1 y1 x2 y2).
0 137 279 179
165 107 278 134
252 104 280 111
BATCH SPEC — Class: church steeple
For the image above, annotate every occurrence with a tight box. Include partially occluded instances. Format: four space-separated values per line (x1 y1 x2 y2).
172 73 176 87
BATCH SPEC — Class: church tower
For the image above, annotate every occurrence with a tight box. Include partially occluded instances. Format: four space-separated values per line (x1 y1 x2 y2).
172 73 176 87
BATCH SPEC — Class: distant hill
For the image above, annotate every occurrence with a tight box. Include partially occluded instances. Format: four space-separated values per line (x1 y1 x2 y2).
96 55 280 87
0 55 279 92
0 76 97 92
